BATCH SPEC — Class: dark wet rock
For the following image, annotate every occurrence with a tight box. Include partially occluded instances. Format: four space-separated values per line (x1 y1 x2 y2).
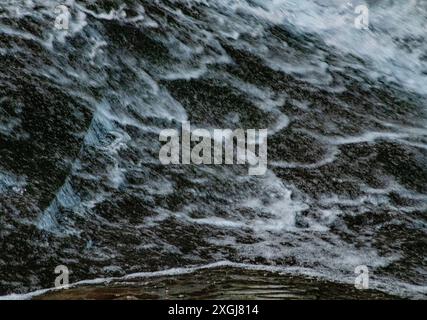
0 76 92 213
0 1 426 298
376 142 427 194
268 128 328 164
164 78 276 129
35 266 397 300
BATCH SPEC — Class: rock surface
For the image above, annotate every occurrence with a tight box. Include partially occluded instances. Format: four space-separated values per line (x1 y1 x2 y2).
36 267 396 300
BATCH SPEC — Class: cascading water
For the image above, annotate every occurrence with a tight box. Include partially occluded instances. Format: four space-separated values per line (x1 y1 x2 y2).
0 0 426 298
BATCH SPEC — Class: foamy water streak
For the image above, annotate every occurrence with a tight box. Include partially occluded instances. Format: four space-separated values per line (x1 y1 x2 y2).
0 0 426 298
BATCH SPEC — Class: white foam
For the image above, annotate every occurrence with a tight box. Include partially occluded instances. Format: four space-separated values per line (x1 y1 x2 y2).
0 171 27 194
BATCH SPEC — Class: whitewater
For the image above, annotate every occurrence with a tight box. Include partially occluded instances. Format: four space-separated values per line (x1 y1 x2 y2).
0 0 426 298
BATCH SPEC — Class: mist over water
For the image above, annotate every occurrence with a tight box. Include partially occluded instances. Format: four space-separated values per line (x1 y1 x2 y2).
0 0 426 298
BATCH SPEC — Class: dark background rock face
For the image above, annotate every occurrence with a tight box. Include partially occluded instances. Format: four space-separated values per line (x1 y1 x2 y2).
0 1 426 298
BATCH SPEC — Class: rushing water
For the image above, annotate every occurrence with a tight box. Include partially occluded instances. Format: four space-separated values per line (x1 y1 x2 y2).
0 0 426 298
